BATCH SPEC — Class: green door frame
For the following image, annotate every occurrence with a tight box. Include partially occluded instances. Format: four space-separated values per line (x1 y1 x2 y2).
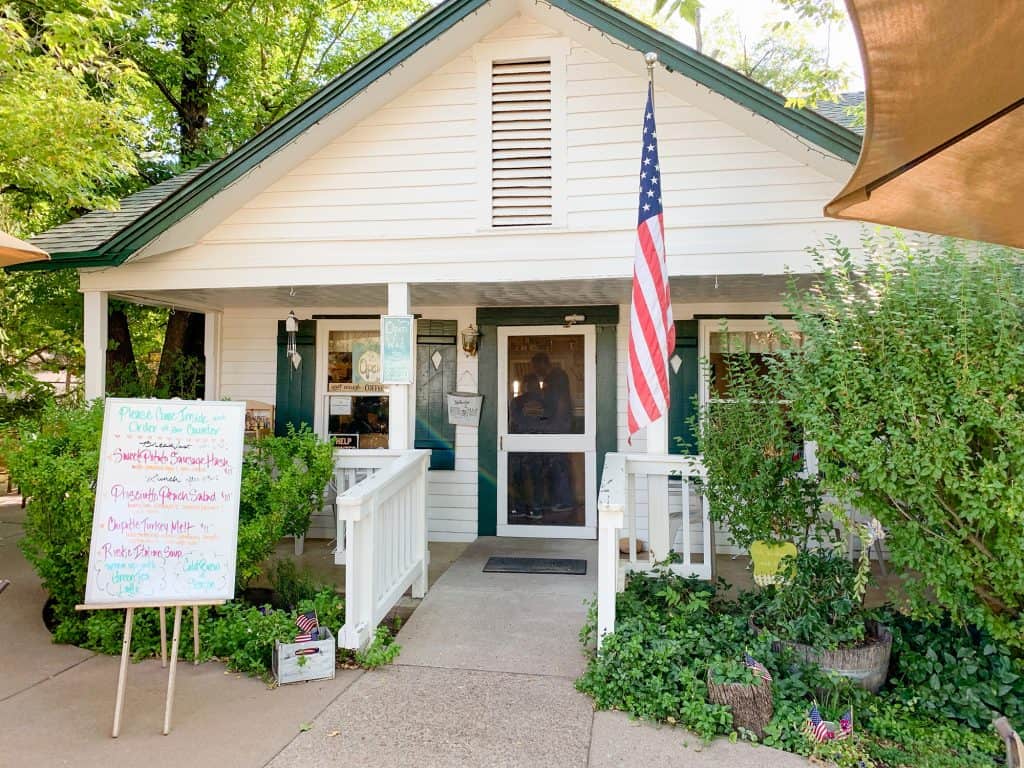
476 306 619 537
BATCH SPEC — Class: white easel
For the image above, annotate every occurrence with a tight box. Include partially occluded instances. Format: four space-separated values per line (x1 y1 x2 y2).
77 599 225 736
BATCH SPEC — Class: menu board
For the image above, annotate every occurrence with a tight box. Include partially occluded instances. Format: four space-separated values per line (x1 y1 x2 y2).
83 398 246 606
381 315 414 384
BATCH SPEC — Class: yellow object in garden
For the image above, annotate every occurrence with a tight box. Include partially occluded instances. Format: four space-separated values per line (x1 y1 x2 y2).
750 541 798 587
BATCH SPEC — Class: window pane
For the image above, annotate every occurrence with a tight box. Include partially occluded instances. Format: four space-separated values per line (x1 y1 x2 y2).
327 329 388 448
507 334 585 434
708 329 801 399
507 452 585 526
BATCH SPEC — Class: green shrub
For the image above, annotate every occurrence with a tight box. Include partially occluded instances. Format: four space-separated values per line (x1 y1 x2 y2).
7 402 104 644
694 344 828 551
578 568 1003 766
237 425 333 587
751 550 873 649
780 234 1024 649
355 625 402 669
268 559 322 609
886 613 1024 729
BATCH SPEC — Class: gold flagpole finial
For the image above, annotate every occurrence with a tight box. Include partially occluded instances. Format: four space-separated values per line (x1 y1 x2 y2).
644 51 658 82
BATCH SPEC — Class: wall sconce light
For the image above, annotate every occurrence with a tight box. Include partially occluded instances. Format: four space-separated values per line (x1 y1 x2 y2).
461 324 482 357
564 314 585 327
285 310 302 370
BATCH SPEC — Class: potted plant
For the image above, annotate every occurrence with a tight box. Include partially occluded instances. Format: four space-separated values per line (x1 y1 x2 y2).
705 653 774 739
750 539 892 693
694 343 830 582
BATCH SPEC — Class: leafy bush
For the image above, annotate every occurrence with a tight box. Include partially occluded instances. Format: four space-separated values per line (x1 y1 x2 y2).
780 234 1024 649
355 624 402 669
268 559 323 610
6 402 104 644
751 550 873 649
886 613 1024 729
237 425 333 587
578 568 1003 767
694 345 827 551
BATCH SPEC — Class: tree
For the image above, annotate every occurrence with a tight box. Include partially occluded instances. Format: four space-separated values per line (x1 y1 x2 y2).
704 11 850 108
0 2 144 230
1 0 428 400
780 234 1024 651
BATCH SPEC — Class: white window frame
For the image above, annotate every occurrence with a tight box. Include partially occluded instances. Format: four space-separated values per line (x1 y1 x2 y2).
473 37 570 231
697 318 801 407
313 318 386 441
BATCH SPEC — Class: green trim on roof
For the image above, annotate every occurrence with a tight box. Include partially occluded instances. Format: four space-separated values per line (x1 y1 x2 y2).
20 0 861 272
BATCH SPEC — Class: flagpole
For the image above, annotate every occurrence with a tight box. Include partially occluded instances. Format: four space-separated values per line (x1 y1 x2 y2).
645 51 658 85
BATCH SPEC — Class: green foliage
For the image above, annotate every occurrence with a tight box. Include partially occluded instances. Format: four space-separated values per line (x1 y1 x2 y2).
694 343 828 551
268 559 322 610
886 613 1024 729
6 401 104 644
703 11 851 108
780 234 1024 650
578 568 1004 766
752 550 872 649
202 602 305 679
237 426 333 588
355 625 402 669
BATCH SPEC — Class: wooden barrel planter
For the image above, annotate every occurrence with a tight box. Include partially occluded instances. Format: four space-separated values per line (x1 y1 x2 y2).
752 618 892 694
706 670 773 739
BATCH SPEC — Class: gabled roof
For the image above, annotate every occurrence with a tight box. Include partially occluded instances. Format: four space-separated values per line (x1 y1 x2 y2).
21 0 862 272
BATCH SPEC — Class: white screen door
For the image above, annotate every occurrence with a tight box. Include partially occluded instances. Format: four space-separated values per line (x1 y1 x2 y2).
497 326 596 538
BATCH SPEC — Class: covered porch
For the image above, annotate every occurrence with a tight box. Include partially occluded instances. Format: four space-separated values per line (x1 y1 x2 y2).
77 274 818 647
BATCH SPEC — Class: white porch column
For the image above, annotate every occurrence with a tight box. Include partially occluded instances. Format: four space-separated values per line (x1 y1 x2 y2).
646 416 671 562
386 283 415 450
83 291 108 401
203 311 222 400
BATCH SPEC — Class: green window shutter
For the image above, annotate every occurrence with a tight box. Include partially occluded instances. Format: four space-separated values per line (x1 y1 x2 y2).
414 321 457 470
275 320 317 435
669 320 699 454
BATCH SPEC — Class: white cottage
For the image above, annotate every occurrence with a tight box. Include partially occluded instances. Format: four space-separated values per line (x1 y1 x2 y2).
28 0 863 644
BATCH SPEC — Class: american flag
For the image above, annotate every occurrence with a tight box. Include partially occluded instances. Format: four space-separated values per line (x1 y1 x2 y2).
839 709 853 738
743 653 773 682
627 81 675 439
806 705 833 742
294 633 313 643
294 647 320 656
295 611 318 633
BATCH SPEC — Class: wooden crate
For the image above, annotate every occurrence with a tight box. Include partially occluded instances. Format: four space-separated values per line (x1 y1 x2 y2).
273 628 336 685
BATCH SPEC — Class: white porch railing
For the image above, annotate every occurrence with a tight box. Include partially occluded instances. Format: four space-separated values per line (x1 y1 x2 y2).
596 452 712 647
335 449 431 650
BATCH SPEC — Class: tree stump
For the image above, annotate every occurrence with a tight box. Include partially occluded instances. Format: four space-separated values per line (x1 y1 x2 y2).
706 670 774 739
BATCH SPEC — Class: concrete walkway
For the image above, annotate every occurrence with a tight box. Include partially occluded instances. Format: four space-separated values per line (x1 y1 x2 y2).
0 494 810 767
267 537 811 768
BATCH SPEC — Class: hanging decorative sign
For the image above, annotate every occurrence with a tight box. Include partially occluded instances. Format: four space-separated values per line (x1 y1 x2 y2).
447 391 483 427
352 341 381 384
381 315 415 384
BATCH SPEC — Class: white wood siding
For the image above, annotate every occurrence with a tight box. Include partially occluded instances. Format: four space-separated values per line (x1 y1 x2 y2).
219 305 479 543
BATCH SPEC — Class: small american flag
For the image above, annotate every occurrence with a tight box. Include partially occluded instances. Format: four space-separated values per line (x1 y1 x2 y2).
626 80 674 440
743 654 773 682
294 633 313 643
295 611 318 633
806 705 833 742
294 647 320 656
839 709 853 738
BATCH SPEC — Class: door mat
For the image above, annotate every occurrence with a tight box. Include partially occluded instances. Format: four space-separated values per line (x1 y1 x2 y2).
482 557 587 575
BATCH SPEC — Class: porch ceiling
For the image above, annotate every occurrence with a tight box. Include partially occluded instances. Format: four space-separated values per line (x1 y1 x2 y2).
116 274 814 311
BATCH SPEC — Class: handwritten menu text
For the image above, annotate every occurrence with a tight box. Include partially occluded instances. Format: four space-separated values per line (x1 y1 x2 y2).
84 399 246 605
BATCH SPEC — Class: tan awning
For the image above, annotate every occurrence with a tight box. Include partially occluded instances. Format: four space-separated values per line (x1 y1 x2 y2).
826 1 1024 247
0 231 49 267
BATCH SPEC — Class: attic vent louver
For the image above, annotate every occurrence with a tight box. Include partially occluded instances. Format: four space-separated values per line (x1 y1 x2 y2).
491 57 552 227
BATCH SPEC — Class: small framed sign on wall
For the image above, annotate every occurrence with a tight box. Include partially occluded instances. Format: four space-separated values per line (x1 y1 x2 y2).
381 314 415 384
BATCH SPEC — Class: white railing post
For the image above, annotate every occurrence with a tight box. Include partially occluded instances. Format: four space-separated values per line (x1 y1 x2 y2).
335 449 430 650
412 455 429 598
646 417 671 562
597 453 626 648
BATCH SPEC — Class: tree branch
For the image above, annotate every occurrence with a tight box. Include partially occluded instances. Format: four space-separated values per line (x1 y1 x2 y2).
131 55 183 114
